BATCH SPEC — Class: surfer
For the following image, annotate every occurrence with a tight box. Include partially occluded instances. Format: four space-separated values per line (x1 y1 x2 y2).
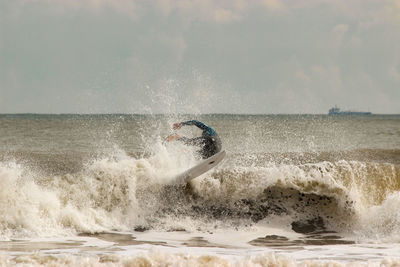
167 120 222 159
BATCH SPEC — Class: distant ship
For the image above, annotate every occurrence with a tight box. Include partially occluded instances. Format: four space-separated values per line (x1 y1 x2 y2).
328 106 371 115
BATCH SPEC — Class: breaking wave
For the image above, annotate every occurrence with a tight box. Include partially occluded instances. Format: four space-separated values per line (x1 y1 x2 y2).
0 145 399 242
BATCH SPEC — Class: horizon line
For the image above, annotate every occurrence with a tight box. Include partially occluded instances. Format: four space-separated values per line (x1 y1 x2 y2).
0 112 399 116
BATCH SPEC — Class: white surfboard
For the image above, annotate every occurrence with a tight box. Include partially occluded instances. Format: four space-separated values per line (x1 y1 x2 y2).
171 150 226 184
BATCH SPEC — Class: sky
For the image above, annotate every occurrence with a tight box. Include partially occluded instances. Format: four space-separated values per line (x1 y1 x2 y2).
1 0 400 114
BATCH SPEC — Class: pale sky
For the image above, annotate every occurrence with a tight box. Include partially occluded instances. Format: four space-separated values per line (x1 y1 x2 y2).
1 0 400 114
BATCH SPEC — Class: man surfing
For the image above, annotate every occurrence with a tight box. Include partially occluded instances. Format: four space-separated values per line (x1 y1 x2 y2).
166 120 222 159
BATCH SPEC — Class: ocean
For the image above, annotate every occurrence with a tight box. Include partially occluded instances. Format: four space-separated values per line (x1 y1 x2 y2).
0 114 399 266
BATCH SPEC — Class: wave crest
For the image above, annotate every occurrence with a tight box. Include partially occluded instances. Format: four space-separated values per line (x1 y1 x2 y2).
1 150 399 241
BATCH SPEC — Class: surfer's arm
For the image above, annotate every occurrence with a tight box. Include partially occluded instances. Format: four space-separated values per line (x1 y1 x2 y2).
181 120 207 130
166 134 180 142
180 120 215 136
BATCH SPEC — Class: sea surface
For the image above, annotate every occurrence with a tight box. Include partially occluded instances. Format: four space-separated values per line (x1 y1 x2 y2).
0 114 399 266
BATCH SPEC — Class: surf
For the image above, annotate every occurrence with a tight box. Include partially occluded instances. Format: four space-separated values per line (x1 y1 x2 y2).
1 142 400 243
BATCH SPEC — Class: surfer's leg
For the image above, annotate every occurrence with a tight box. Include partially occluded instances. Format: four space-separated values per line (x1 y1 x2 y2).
201 137 218 159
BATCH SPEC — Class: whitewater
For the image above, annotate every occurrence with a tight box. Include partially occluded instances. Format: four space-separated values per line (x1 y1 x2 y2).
0 114 400 266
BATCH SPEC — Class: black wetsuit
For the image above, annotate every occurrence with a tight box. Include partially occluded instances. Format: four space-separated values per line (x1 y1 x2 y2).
177 120 221 159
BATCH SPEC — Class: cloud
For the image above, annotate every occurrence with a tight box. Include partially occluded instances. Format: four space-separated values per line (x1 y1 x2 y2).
9 0 400 26
384 0 400 23
332 24 349 47
15 0 141 17
295 70 311 83
332 24 349 35
213 8 242 23
262 0 284 11
152 0 247 23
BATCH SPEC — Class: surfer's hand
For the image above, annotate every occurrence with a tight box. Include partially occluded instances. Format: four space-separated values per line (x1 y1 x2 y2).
166 134 180 142
173 122 182 130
